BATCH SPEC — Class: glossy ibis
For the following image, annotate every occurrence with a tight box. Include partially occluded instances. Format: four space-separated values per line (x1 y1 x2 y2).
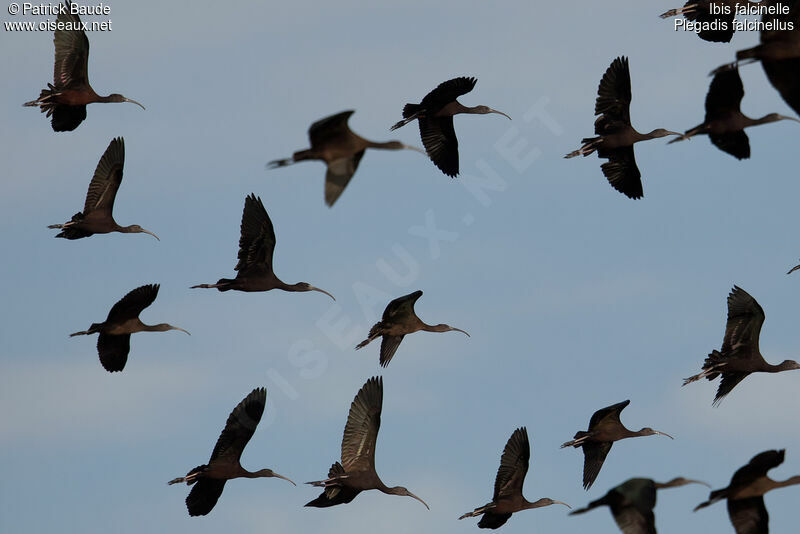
458 427 570 529
694 449 800 533
168 387 295 516
48 137 159 240
668 67 799 159
683 286 800 406
191 194 334 298
561 400 673 490
571 477 709 534
69 284 189 372
305 376 429 509
355 290 469 367
565 57 683 199
24 1 144 131
389 77 511 177
267 110 424 207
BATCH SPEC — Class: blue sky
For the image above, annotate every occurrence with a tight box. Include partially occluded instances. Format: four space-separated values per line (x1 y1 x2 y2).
2 1 799 533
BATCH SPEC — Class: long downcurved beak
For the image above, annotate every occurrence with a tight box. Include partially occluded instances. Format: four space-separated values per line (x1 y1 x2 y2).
124 98 146 110
490 108 512 120
553 500 571 509
310 285 336 301
272 472 297 486
407 491 430 510
684 479 711 488
779 115 800 123
449 327 470 337
141 228 160 241
169 325 191 335
404 144 427 155
655 430 674 439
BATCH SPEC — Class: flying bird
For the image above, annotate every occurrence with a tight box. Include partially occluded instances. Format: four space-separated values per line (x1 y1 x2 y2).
355 290 469 367
191 194 334 298
787 261 800 275
668 68 799 159
561 400 673 490
659 0 758 42
305 376 429 509
48 137 159 240
571 477 708 534
267 110 424 207
390 77 511 177
69 284 189 372
24 0 144 131
565 57 683 199
459 427 570 529
683 286 800 405
168 388 295 516
694 449 800 534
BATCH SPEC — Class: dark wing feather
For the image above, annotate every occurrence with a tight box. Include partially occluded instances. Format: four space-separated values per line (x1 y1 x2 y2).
589 400 630 430
419 116 459 177
235 194 276 275
382 290 423 322
492 427 530 501
308 110 355 148
582 441 613 490
51 105 86 132
762 58 800 116
705 69 745 122
713 372 748 406
721 286 765 354
341 376 382 472
731 450 785 486
53 1 89 89
727 497 768 534
709 131 750 160
612 506 656 534
83 137 125 216
186 479 226 516
683 0 735 42
418 77 477 112
595 57 631 125
477 512 512 529
378 335 404 367
97 333 130 372
106 284 159 323
600 146 643 199
209 387 266 463
609 479 657 534
324 150 365 207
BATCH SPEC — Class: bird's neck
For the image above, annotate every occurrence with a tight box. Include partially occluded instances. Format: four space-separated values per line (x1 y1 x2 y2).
279 281 308 293
142 323 173 333
365 140 404 150
420 322 450 333
776 475 800 489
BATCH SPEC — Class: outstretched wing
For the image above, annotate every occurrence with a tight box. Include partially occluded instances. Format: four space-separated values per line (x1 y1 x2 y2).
613 506 656 534
235 194 276 275
53 1 89 89
308 110 355 148
730 450 785 487
762 58 800 116
106 284 159 323
589 400 630 430
705 69 745 122
419 116 459 177
492 427 530 501
324 150 365 207
382 290 423 322
83 137 125 217
727 497 768 534
595 57 631 126
582 441 613 490
599 145 643 199
186 479 226 516
341 376 383 472
378 335 404 367
709 131 750 160
721 286 765 354
683 0 735 43
419 77 477 112
97 333 130 372
209 388 266 463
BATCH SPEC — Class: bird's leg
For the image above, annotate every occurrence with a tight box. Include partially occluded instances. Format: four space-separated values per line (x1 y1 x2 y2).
660 4 698 18
561 434 591 449
266 157 294 169
355 334 380 350
167 472 198 485
390 110 423 131
565 138 601 159
458 503 493 519
305 474 349 487
682 367 716 385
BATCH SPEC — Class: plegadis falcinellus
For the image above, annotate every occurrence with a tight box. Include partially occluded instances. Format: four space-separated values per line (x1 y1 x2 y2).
683 286 800 406
23 1 144 131
458 427 570 529
355 290 469 367
389 77 511 177
267 110 424 207
70 284 189 372
668 68 799 159
48 137 159 240
305 376 429 509
571 477 708 534
168 388 295 516
694 450 800 534
565 57 683 199
561 400 673 490
713 1 800 115
191 194 334 298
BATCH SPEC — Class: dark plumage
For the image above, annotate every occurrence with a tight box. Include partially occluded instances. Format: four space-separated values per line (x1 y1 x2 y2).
565 57 683 199
191 194 334 298
23 1 143 131
561 400 673 490
355 290 469 367
683 286 800 405
390 77 510 177
168 388 295 516
69 284 189 372
459 427 570 529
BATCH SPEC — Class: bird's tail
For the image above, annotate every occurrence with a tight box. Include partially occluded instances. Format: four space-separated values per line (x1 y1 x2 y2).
669 124 703 144
693 488 727 512
569 496 606 516
458 503 493 520
48 213 89 239
561 431 590 449
683 350 724 385
267 149 315 169
69 323 103 337
659 3 698 18
565 137 601 158
24 83 58 114
391 104 424 131
168 465 206 486
190 279 234 292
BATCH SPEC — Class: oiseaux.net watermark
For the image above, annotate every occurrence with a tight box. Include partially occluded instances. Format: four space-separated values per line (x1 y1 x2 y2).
5 2 113 31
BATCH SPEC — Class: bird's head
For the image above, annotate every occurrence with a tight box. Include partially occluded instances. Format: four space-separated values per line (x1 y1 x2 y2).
108 94 146 109
473 105 512 120
254 469 296 486
763 113 800 124
640 427 674 439
780 359 800 371
157 323 191 335
530 497 571 509
390 486 430 509
126 225 160 240
656 477 711 489
295 282 336 301
649 128 684 139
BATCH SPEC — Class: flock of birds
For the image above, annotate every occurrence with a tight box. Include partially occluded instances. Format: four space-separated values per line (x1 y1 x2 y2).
20 1 800 533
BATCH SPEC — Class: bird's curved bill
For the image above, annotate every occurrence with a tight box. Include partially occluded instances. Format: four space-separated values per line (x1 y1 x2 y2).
779 115 800 123
273 472 297 486
655 430 674 439
125 98 146 110
684 479 711 488
142 228 160 240
490 108 512 120
553 500 571 509
404 144 427 155
171 326 191 335
408 491 430 510
310 286 336 301
451 327 470 337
